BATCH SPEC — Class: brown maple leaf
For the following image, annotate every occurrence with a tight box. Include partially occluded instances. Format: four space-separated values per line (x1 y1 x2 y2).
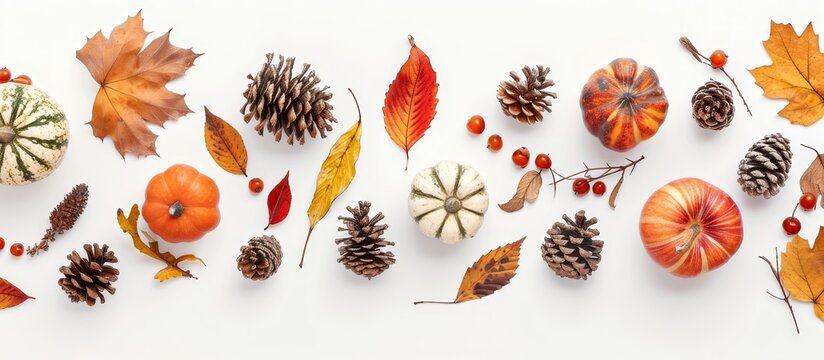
76 11 201 157
750 21 824 126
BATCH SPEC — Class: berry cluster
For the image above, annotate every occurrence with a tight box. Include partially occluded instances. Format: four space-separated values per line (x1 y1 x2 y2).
572 178 607 196
0 67 33 85
782 192 818 235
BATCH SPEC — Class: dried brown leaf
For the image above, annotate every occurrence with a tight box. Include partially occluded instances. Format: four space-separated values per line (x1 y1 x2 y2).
608 176 624 209
498 170 542 212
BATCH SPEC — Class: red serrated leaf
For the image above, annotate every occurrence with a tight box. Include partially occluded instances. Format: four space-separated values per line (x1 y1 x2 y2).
0 277 34 310
265 171 292 230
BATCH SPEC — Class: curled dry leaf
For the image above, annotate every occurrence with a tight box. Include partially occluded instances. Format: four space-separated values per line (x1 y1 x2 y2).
76 11 201 157
204 107 248 176
780 226 824 322
301 89 363 268
0 277 34 310
414 238 524 305
117 204 205 282
750 22 824 125
383 35 439 170
498 170 542 212
265 171 292 230
800 145 824 207
608 176 623 209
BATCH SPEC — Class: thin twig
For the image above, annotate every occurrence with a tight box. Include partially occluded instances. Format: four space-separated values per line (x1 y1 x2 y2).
758 248 800 334
549 156 645 185
679 36 752 116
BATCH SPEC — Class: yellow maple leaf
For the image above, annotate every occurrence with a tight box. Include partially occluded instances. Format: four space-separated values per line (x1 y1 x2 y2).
750 21 824 125
780 226 824 321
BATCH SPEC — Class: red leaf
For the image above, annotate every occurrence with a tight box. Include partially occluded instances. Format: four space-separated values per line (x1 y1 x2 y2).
265 171 292 230
0 277 34 310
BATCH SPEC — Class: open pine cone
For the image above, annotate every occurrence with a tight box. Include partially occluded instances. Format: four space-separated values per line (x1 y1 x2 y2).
497 65 557 124
58 243 119 306
237 235 283 281
692 80 734 130
542 211 603 280
737 133 792 199
336 201 395 279
241 53 336 145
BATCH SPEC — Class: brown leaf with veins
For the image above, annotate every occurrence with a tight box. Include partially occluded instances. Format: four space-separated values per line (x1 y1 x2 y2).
780 226 824 321
414 238 524 305
76 11 201 157
499 170 542 212
800 147 824 207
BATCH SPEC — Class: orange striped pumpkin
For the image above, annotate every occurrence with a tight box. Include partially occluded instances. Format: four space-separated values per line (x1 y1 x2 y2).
639 178 743 277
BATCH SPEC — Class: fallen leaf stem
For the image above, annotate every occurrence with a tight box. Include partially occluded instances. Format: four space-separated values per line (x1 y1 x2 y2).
679 36 752 116
800 144 824 168
758 248 800 334
299 228 313 268
413 300 457 305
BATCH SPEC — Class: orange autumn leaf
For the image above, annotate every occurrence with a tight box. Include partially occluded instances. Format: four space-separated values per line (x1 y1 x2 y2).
0 277 34 310
415 238 524 305
204 107 248 176
750 21 824 126
76 11 201 157
383 35 439 170
780 226 824 321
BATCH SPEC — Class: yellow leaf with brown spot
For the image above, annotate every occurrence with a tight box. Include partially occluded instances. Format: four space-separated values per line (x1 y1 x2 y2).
204 107 248 176
780 226 824 321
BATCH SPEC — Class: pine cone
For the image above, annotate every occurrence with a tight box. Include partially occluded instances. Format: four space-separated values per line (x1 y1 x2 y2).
692 80 735 130
58 243 119 306
28 183 90 256
237 235 282 281
737 133 792 199
240 53 336 145
497 65 557 124
542 211 603 280
336 201 395 279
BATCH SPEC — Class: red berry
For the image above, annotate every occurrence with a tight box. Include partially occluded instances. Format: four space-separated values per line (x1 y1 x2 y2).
709 50 728 69
248 178 264 193
0 237 5 250
535 153 552 169
572 178 590 195
11 75 31 85
10 243 24 257
487 135 503 151
783 217 801 235
0 68 11 83
512 147 530 168
466 115 485 135
592 181 607 196
800 192 817 211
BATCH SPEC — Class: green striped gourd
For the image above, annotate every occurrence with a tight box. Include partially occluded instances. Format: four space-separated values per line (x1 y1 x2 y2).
0 83 68 185
409 160 489 244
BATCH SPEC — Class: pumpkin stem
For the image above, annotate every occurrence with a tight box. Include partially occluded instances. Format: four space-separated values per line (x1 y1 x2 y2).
444 197 462 214
169 201 185 218
0 126 15 144
675 223 702 254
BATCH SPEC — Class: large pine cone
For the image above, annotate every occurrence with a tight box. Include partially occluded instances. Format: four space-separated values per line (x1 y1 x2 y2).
58 243 119 306
542 211 603 280
336 201 395 279
737 133 792 199
692 80 734 130
497 65 557 124
237 235 282 281
241 53 336 145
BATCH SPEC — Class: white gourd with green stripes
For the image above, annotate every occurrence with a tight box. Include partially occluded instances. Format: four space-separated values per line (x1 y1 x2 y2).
0 83 68 185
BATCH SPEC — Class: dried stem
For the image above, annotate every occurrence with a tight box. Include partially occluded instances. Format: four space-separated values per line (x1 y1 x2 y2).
758 248 800 334
801 143 824 168
679 36 752 116
550 156 644 185
413 300 457 305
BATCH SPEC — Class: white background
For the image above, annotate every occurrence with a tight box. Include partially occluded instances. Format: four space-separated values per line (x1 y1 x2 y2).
0 0 822 358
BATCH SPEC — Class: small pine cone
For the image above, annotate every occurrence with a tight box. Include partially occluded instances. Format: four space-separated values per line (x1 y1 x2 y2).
58 243 119 306
542 211 603 280
497 65 557 124
241 53 336 145
237 235 282 281
692 80 735 130
737 133 792 199
336 201 395 279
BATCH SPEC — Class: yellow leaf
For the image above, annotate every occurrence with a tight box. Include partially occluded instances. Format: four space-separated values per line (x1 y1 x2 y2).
780 226 824 321
300 90 363 267
204 107 248 176
117 204 204 282
415 238 525 305
750 21 824 125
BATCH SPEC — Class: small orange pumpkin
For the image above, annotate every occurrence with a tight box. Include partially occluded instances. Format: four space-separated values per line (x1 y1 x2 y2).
142 164 220 243
580 58 669 152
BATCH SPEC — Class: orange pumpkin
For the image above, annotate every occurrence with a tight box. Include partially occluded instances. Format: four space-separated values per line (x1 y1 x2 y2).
580 58 668 152
142 164 220 243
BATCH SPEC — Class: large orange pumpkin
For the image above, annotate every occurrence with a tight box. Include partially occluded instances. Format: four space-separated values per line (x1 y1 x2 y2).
142 164 220 243
580 58 668 152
